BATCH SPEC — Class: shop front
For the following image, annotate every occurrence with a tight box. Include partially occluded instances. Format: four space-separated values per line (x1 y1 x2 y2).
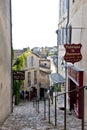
68 65 84 119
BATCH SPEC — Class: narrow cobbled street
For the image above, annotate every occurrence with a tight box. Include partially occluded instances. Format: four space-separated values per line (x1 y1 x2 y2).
0 96 87 130
0 101 59 130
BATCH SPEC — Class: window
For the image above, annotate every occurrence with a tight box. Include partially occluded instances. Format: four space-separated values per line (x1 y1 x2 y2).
63 0 68 13
28 72 31 87
31 56 34 67
58 29 62 45
25 58 27 67
62 28 67 44
29 56 34 68
58 25 72 45
58 28 67 45
34 71 37 84
59 0 68 18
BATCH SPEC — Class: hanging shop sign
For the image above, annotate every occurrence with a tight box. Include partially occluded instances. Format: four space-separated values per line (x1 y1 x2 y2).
64 43 82 64
13 71 25 80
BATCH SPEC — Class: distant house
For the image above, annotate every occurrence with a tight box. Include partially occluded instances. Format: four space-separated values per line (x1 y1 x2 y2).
23 52 51 100
14 49 51 100
39 59 51 99
23 52 40 99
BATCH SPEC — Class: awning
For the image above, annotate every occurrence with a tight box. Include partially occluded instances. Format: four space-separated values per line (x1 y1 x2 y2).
49 73 65 84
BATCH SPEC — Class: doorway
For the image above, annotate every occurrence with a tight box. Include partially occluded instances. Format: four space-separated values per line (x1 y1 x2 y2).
40 88 44 100
69 80 77 111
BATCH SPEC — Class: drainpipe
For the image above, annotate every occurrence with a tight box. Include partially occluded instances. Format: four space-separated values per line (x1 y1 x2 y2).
64 0 70 129
10 0 13 112
56 29 59 73
65 0 70 94
66 0 69 43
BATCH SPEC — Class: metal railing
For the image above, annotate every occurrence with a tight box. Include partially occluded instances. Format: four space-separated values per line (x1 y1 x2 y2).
33 86 86 130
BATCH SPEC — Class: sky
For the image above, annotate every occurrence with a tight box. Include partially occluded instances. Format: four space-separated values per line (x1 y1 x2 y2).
12 0 59 49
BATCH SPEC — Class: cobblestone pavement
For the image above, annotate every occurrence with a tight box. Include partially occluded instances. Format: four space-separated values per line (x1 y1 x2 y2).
0 101 58 130
0 96 87 130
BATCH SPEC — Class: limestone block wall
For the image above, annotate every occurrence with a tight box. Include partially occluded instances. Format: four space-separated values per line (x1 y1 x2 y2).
0 0 12 124
69 0 87 120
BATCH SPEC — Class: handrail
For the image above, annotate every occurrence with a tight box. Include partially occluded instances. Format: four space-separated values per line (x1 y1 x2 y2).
33 86 86 130
54 86 86 98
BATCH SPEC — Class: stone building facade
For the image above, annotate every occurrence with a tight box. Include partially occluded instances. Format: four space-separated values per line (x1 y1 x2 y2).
23 52 40 98
0 0 12 124
58 0 87 120
69 0 87 120
23 52 51 100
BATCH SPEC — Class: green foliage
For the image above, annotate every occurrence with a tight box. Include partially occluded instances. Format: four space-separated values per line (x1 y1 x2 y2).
51 84 61 92
23 47 30 51
13 80 23 105
48 52 54 56
56 85 61 92
13 49 31 70
13 49 31 105
48 52 57 56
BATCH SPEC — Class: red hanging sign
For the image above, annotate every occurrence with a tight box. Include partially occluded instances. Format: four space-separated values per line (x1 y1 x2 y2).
64 43 82 64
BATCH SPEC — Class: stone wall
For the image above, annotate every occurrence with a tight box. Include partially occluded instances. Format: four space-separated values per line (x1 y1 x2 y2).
69 0 87 120
0 0 12 124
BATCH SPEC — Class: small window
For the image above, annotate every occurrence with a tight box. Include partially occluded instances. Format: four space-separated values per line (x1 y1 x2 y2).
58 29 62 45
28 72 31 87
31 56 34 66
62 28 67 44
25 58 27 67
34 71 37 84
29 56 34 68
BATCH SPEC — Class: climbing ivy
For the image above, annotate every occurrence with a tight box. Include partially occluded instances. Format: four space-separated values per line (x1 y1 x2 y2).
13 49 31 70
13 49 31 105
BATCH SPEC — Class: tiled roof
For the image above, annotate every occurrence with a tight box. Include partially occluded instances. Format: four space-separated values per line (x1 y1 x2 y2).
14 49 25 60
